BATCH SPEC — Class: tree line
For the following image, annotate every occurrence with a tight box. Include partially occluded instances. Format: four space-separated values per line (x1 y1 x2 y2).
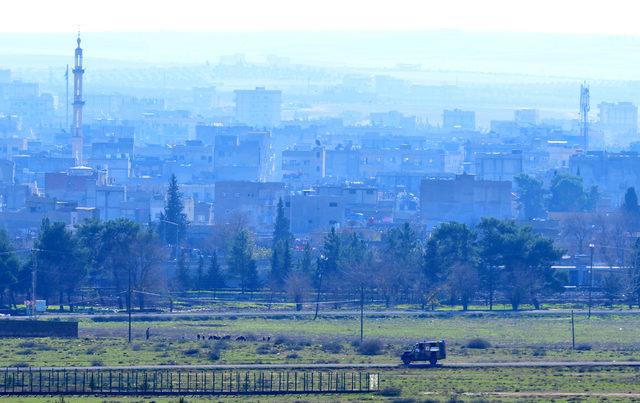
0 174 573 311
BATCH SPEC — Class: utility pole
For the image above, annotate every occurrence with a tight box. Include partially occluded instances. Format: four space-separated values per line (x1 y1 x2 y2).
127 264 132 343
571 309 575 349
65 64 69 130
360 285 364 343
31 250 37 319
588 243 595 318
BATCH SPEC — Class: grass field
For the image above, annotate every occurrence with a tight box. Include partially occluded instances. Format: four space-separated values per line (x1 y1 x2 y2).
3 312 640 401
2 312 640 367
3 367 640 402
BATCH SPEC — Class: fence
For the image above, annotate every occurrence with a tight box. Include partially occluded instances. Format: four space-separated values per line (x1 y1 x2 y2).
0 367 379 396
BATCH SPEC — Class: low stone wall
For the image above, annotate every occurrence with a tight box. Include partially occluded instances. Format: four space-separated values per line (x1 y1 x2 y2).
0 320 78 338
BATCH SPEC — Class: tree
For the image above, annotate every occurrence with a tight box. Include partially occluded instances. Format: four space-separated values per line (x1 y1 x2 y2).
548 173 587 212
270 198 292 289
130 229 167 310
159 174 188 247
622 187 640 231
228 230 258 293
0 230 20 307
601 273 623 307
176 250 191 291
321 227 341 279
625 238 640 308
298 243 313 275
205 251 225 297
78 219 139 309
285 269 311 311
195 254 205 290
476 218 516 310
423 222 477 309
34 219 86 310
623 187 639 214
378 223 422 307
560 213 593 255
514 174 546 220
481 220 564 310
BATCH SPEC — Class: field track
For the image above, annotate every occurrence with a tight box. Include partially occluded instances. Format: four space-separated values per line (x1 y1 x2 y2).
10 360 640 371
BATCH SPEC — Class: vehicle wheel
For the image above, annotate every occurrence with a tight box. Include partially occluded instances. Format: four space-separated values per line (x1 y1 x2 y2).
429 355 437 366
402 358 411 366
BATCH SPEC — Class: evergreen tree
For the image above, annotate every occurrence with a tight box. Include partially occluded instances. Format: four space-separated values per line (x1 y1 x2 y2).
0 230 20 307
35 218 86 310
245 259 260 293
321 226 341 276
176 250 191 291
299 242 313 275
270 198 292 288
514 174 546 219
548 173 587 212
195 254 205 290
228 230 257 293
205 251 225 297
159 174 188 246
623 187 639 214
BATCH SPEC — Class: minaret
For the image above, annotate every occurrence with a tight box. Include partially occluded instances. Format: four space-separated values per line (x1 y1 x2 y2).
71 33 85 164
580 82 590 151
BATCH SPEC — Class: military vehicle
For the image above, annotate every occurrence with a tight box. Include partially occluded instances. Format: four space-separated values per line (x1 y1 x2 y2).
400 340 446 365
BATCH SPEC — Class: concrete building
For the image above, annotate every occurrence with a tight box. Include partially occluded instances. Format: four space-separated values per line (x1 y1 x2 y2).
569 151 640 205
514 109 539 126
234 87 282 129
285 190 346 234
214 132 273 182
598 102 638 146
420 173 512 228
474 150 523 182
443 109 475 131
281 146 325 189
214 181 285 234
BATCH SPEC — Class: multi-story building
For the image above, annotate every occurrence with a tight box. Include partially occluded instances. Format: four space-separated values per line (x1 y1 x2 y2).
420 173 512 228
234 87 282 129
281 146 325 189
598 102 638 146
474 150 524 182
443 109 475 131
214 181 285 235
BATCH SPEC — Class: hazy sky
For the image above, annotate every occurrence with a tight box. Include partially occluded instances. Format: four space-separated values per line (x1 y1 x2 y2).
3 0 640 34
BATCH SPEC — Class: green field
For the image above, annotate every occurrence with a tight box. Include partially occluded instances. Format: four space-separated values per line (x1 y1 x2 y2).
3 312 640 401
3 367 640 402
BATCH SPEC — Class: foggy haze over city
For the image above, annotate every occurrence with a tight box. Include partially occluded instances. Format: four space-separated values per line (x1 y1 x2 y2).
3 2 640 400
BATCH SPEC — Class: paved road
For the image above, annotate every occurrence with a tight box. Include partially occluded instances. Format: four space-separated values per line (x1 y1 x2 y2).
9 308 640 320
12 361 640 371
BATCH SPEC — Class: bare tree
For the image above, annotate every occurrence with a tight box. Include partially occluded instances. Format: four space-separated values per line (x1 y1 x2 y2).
131 230 168 310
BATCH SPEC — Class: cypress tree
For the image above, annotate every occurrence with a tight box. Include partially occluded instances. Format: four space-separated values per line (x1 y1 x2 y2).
160 174 188 246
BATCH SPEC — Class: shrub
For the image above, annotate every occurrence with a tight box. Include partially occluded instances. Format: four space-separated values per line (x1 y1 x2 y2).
286 353 299 359
273 335 293 345
18 341 52 351
575 343 592 351
131 344 142 351
207 350 220 361
532 347 546 357
358 339 383 356
256 344 272 355
466 338 491 349
321 341 343 354
12 362 29 368
90 360 103 367
183 348 199 356
378 386 402 397
16 349 34 356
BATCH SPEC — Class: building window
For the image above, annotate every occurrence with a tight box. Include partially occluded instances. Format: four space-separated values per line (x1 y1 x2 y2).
329 202 338 207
